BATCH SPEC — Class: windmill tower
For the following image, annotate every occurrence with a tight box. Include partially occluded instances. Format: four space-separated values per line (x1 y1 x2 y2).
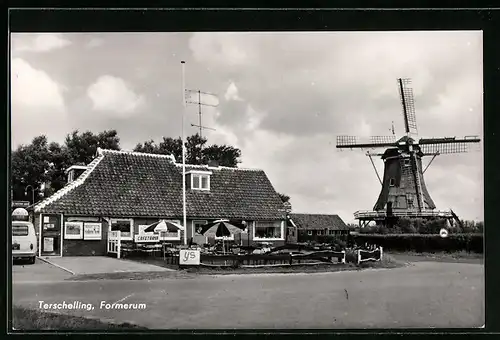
336 78 481 228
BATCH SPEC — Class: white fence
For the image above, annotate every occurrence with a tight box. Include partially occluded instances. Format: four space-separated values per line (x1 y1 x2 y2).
107 230 121 259
357 247 383 264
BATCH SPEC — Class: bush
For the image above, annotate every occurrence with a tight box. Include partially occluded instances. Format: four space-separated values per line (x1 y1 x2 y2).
297 234 348 249
352 233 483 253
345 248 358 263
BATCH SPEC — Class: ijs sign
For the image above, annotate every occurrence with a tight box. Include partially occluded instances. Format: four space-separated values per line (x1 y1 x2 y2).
179 249 200 265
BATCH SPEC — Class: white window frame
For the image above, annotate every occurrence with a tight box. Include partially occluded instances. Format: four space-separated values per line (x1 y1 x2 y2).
253 220 285 241
192 220 208 237
188 170 211 191
109 218 134 241
404 158 410 166
307 230 313 236
328 230 335 235
317 230 323 236
389 178 395 187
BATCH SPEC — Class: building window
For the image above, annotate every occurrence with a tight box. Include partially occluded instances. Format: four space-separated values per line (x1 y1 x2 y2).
191 174 210 190
389 178 395 187
404 159 410 166
193 220 208 236
110 219 133 240
254 221 284 240
307 230 312 236
329 230 335 235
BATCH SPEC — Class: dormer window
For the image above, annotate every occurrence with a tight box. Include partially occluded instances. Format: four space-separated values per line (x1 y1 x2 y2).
187 170 212 191
65 165 88 184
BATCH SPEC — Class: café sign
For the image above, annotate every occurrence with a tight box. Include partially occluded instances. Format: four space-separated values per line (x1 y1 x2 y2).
134 234 160 243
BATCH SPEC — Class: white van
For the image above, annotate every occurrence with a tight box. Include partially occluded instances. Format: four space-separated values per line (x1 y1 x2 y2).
12 221 37 264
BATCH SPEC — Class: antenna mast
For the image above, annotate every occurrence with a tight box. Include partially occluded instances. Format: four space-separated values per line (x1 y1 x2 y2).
185 89 218 139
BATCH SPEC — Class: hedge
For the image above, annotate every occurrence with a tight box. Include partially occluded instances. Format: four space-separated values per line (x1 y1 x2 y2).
351 233 483 253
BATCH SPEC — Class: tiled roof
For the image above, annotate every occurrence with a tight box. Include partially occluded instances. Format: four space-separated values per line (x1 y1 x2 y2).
289 213 348 231
35 149 286 220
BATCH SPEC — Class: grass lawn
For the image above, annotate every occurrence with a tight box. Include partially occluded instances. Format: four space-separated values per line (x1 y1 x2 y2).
11 306 147 330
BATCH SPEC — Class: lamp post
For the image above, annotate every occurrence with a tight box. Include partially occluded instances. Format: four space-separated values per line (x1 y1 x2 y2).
181 61 187 246
25 185 35 206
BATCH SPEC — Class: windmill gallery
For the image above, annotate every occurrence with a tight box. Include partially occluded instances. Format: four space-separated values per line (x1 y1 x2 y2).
336 78 481 229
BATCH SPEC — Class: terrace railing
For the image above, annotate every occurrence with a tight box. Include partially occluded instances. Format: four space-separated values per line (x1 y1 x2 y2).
357 247 383 264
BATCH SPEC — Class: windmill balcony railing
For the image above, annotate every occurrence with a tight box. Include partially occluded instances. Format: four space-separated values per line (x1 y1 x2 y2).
354 210 453 219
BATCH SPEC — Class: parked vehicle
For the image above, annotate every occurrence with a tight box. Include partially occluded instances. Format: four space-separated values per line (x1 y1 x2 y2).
12 221 37 264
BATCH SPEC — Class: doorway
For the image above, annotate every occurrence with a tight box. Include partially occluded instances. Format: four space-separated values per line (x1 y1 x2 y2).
40 214 62 256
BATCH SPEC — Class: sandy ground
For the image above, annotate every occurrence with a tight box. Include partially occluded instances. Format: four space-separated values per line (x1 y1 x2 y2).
12 260 484 329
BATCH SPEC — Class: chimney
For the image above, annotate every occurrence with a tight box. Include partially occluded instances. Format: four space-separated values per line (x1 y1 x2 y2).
208 160 219 167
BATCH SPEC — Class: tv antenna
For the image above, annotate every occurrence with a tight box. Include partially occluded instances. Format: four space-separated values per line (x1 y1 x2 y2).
185 89 218 139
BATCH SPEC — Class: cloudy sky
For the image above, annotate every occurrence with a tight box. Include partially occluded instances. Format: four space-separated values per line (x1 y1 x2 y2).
10 31 483 223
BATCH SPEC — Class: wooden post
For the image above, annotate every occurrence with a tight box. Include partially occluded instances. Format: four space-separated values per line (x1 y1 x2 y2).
379 246 383 261
289 253 293 265
341 250 346 264
357 249 361 265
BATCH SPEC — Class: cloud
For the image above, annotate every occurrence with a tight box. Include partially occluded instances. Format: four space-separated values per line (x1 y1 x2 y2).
12 33 72 53
224 82 242 101
87 75 145 116
86 37 104 49
9 32 483 223
10 58 70 147
187 31 483 222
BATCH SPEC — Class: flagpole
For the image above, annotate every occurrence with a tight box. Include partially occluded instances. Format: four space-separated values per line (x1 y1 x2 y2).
181 61 187 246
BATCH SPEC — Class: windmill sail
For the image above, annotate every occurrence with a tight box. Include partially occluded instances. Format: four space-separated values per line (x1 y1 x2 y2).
336 135 397 149
398 78 418 135
418 136 481 154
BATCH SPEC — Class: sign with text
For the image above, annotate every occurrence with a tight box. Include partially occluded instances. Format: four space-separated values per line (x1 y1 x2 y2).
134 234 160 243
64 222 83 239
179 249 200 266
84 223 102 240
44 237 54 252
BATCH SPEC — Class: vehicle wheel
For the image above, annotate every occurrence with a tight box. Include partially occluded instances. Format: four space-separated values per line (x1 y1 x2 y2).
28 256 36 264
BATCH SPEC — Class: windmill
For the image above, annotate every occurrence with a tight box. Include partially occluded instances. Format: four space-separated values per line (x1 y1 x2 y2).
336 78 481 228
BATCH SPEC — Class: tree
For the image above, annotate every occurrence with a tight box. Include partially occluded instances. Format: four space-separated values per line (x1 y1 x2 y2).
11 136 52 203
134 133 241 167
44 142 69 196
64 130 120 166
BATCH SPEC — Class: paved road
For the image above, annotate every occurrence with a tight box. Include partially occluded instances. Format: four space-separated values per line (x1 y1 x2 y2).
12 261 484 329
12 259 72 283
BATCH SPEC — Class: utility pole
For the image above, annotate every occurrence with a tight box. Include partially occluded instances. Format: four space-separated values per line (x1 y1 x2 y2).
181 61 187 246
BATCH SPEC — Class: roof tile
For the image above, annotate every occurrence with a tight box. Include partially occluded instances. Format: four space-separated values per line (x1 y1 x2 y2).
290 213 348 231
